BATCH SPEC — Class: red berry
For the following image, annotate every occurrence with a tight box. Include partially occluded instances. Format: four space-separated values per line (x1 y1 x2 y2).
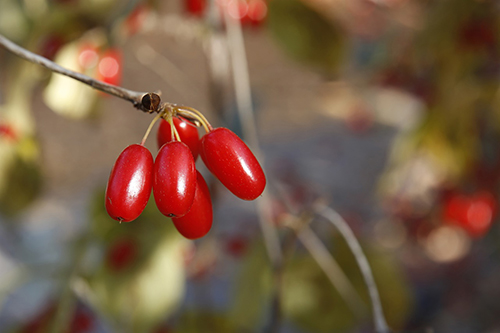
224 235 248 257
172 171 213 239
442 191 496 238
69 308 94 333
157 117 199 160
106 237 137 271
200 127 266 200
105 144 153 222
0 123 17 142
98 48 122 86
185 0 206 16
227 0 248 21
463 191 496 238
246 0 267 26
154 141 197 217
124 4 149 36
20 303 55 333
459 20 495 51
39 34 65 60
78 44 99 70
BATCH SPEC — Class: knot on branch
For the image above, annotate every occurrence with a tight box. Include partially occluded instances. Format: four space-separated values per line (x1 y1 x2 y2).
140 92 162 113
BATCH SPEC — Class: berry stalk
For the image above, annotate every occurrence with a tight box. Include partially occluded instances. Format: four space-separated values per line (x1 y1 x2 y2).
141 112 163 146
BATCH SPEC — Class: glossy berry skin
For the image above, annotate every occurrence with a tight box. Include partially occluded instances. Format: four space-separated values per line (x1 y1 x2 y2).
200 127 266 200
157 117 199 160
172 171 213 239
105 144 153 222
154 141 197 217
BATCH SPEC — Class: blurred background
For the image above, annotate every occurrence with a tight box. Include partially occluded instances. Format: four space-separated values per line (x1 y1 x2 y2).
1 0 500 332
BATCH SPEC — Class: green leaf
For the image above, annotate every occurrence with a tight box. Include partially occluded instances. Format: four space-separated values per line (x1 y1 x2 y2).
228 240 273 332
175 311 237 333
81 189 189 332
267 0 346 76
0 136 42 217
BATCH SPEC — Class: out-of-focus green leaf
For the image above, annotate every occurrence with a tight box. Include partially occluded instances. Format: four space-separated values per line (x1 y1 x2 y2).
0 136 42 217
267 0 345 76
282 234 412 333
175 311 237 333
0 0 29 42
233 233 412 333
81 190 189 332
282 253 358 332
228 240 273 332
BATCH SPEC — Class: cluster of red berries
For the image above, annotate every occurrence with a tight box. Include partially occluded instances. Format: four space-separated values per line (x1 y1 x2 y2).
105 99 266 240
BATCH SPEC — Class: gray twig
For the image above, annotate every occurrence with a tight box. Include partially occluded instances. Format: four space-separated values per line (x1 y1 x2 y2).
314 203 390 333
297 224 367 318
222 9 284 333
0 34 151 112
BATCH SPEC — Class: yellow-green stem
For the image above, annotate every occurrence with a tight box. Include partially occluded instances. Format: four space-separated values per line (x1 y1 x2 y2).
177 106 212 130
141 112 163 146
176 109 211 133
168 117 181 142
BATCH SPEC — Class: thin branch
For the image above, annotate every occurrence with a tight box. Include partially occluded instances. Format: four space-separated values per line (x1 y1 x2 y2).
133 42 203 101
49 235 90 333
222 0 282 274
274 182 367 321
221 0 283 282
314 203 390 333
223 6 260 152
222 10 284 333
297 224 367 319
0 34 152 112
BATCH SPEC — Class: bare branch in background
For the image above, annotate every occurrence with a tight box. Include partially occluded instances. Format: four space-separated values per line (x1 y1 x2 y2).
221 8 284 333
297 224 367 318
0 34 154 113
275 182 367 327
314 203 390 333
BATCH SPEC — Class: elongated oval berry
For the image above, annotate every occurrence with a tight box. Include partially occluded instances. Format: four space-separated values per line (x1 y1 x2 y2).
105 144 153 222
200 127 266 200
172 171 213 239
157 117 199 160
154 141 197 217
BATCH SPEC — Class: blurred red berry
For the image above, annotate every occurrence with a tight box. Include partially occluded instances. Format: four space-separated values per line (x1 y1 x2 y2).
442 191 497 238
78 44 99 70
39 35 65 60
125 4 149 36
106 237 138 271
0 124 17 142
98 48 122 86
185 0 206 16
224 236 248 257
246 0 267 26
459 20 495 51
